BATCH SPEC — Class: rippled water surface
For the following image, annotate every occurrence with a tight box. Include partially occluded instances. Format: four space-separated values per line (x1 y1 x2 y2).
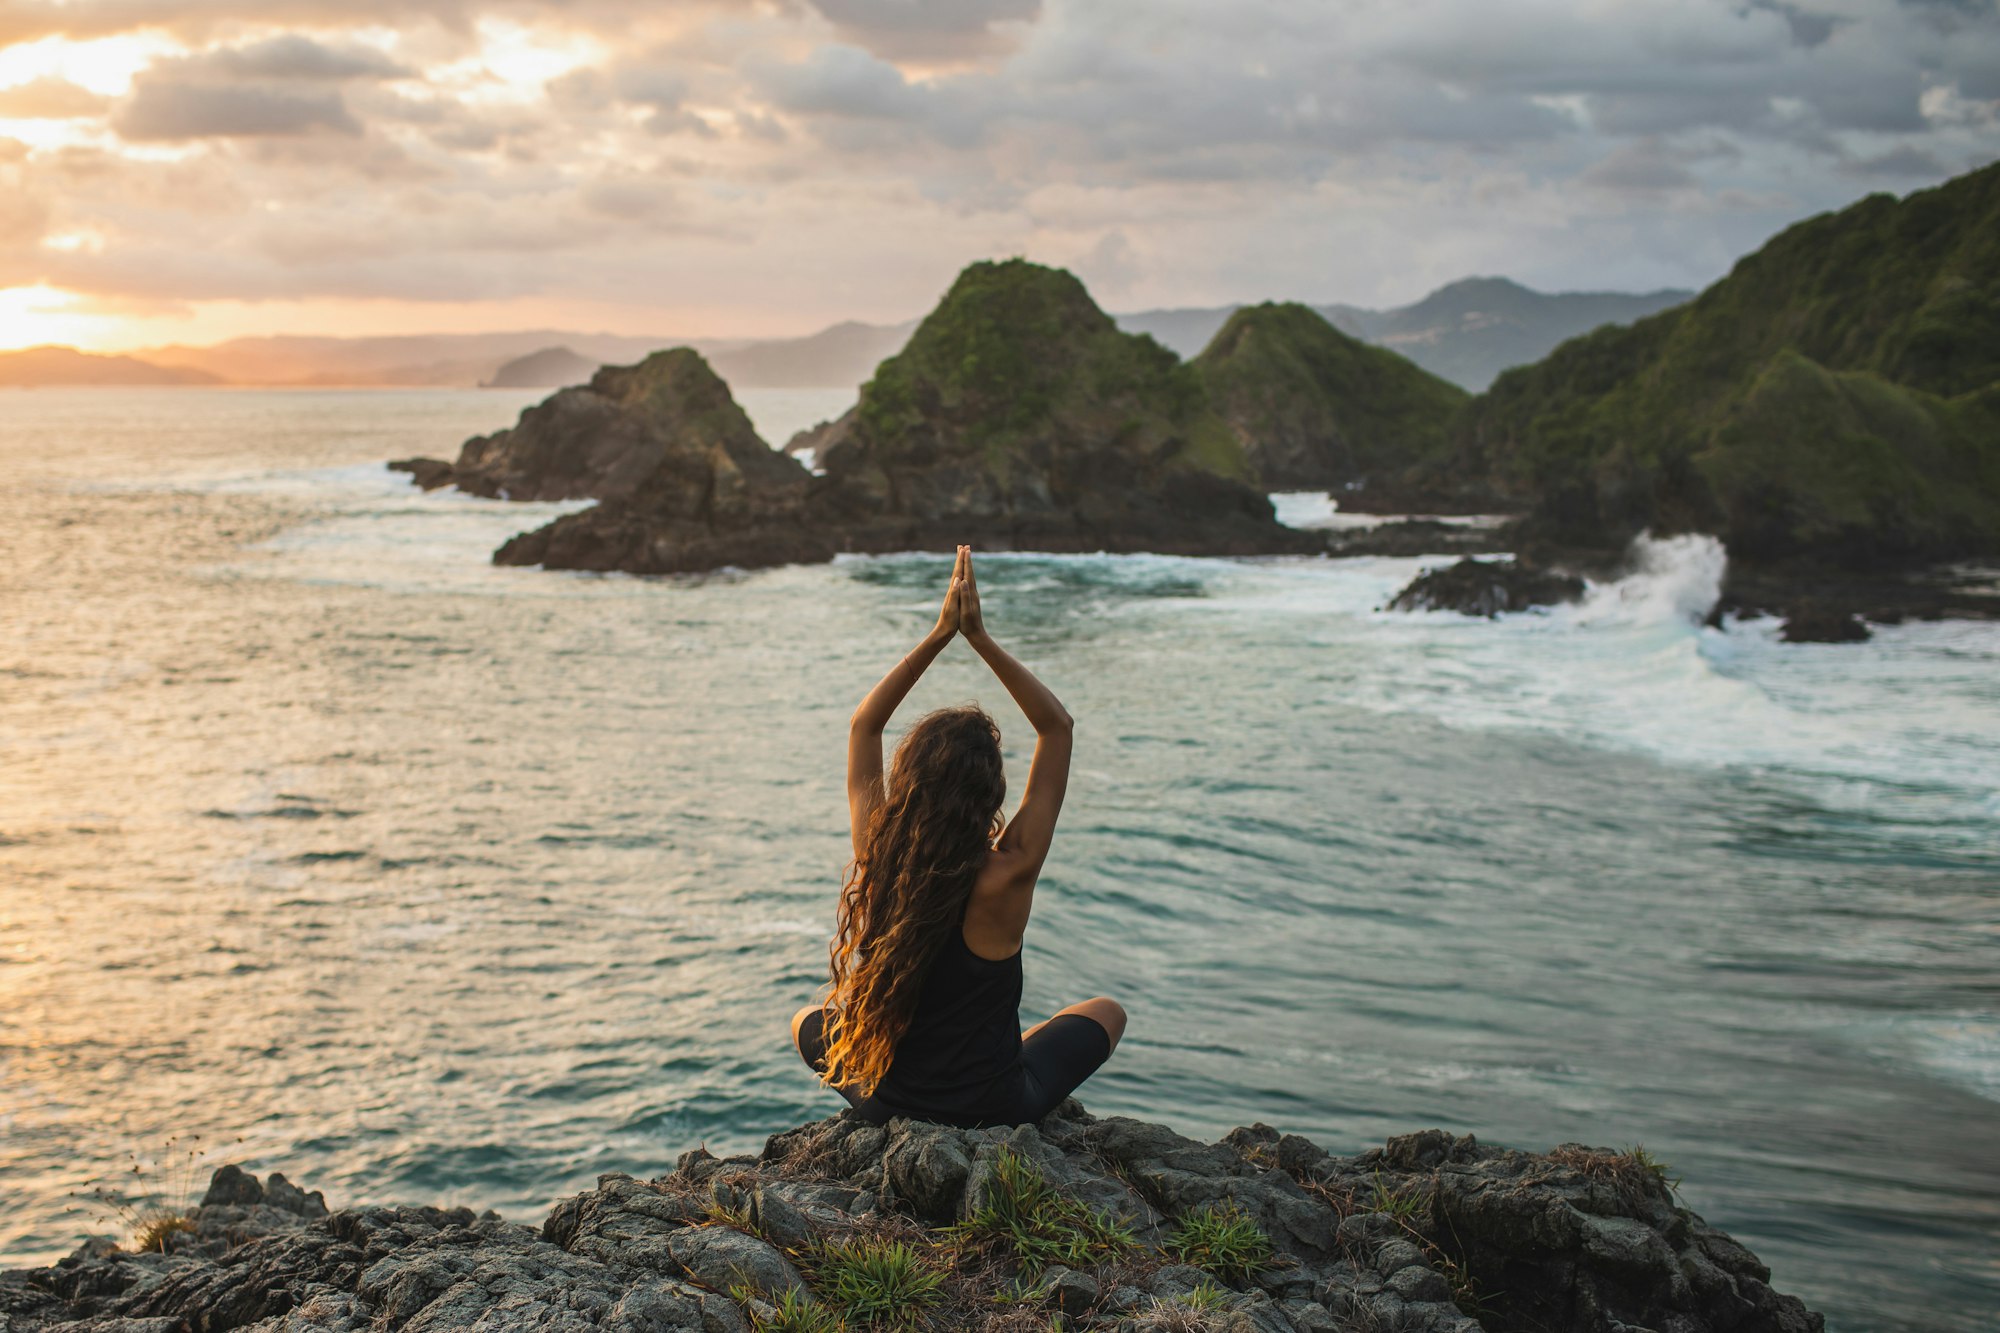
2 388 1996 1332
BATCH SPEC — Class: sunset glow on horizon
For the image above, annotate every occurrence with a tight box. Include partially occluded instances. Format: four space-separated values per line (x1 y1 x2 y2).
1 0 1995 356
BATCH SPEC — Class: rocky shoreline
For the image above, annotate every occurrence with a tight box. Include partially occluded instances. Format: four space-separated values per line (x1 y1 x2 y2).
4 1104 1823 1333
1377 539 2000 640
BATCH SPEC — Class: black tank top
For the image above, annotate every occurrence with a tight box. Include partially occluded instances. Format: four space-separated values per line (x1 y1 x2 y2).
870 925 1024 1123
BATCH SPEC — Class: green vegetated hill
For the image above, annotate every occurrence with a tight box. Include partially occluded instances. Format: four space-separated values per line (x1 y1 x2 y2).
1462 161 2000 565
1191 302 1469 491
807 258 1311 555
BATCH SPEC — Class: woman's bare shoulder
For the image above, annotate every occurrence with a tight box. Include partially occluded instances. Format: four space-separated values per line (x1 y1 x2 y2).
975 845 1034 893
962 849 1033 960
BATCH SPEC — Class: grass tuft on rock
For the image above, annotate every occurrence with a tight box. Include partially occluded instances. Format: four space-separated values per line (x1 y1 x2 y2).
1366 1172 1433 1223
946 1147 1135 1277
132 1211 197 1253
1178 1278 1231 1310
804 1235 945 1329
737 1287 845 1333
1547 1143 1681 1204
1165 1203 1275 1284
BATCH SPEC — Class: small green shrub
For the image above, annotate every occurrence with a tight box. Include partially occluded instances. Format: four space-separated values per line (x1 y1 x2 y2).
735 1286 845 1333
1166 1203 1275 1284
1179 1279 1231 1310
991 1275 1051 1305
1366 1173 1430 1222
705 1197 757 1233
947 1147 1135 1276
1627 1145 1681 1195
807 1236 945 1329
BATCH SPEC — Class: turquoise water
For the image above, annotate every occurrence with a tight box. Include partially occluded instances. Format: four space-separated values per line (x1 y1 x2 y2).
1 388 1995 1331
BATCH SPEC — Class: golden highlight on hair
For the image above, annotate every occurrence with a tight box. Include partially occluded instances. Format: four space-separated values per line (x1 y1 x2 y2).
822 706 1007 1097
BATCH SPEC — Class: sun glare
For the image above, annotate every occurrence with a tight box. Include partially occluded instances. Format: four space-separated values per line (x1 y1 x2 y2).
0 33 180 97
431 18 603 106
0 286 116 352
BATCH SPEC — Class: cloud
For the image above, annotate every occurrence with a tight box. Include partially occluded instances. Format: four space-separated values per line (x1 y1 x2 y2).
0 77 109 118
105 34 415 141
191 34 410 81
1839 142 1948 176
806 0 1042 59
1745 0 1842 48
1073 227 1140 297
3 0 1995 336
579 176 683 221
112 82 361 139
0 186 49 245
757 44 935 121
1581 139 1703 192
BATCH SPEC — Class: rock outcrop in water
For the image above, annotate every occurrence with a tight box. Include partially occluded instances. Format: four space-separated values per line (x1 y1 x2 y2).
402 261 1322 573
393 348 800 505
4 1105 1822 1333
1388 557 1587 618
1189 303 1468 495
391 349 836 574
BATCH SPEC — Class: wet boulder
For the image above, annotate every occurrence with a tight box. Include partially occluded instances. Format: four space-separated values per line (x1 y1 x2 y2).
1389 556 1586 617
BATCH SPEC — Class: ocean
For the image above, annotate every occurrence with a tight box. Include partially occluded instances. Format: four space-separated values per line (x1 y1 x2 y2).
1 387 1994 1331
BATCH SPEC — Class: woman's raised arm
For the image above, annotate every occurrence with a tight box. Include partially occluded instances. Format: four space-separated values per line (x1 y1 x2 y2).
846 553 965 857
957 548 1073 886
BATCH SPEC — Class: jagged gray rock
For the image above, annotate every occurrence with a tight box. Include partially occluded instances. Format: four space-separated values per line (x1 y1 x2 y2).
1387 556 1587 618
3 1107 1823 1333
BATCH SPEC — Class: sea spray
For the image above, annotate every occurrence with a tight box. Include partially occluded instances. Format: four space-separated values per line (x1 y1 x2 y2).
1568 532 1728 628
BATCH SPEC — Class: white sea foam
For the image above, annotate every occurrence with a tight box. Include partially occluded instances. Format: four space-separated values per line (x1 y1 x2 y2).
1267 490 1510 532
1135 537 2000 814
1849 1013 2000 1104
213 466 2000 813
1270 491 1345 529
1561 531 1728 628
1906 1015 2000 1102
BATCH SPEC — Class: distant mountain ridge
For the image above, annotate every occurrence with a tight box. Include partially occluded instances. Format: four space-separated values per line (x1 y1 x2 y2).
0 276 1682 391
706 319 917 390
1118 278 1693 391
0 345 219 386
141 331 679 387
484 346 600 389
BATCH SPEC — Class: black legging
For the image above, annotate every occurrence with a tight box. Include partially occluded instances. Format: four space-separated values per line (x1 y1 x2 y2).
795 1007 1110 1128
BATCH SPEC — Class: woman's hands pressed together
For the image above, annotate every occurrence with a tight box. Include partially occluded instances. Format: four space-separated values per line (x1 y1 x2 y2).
955 545 986 640
933 547 964 639
933 545 986 642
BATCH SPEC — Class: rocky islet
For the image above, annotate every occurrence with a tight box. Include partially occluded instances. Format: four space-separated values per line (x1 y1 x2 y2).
389 167 2000 635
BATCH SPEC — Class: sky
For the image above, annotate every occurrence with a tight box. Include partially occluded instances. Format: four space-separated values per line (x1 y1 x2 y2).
0 0 1996 352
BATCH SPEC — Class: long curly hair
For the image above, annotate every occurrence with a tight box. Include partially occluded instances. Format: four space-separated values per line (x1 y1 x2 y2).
821 705 1007 1096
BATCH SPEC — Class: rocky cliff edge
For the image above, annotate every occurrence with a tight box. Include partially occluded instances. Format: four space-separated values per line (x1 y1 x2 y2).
2 1103 1822 1333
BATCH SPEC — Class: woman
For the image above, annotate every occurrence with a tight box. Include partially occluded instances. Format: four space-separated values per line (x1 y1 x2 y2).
791 546 1126 1127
